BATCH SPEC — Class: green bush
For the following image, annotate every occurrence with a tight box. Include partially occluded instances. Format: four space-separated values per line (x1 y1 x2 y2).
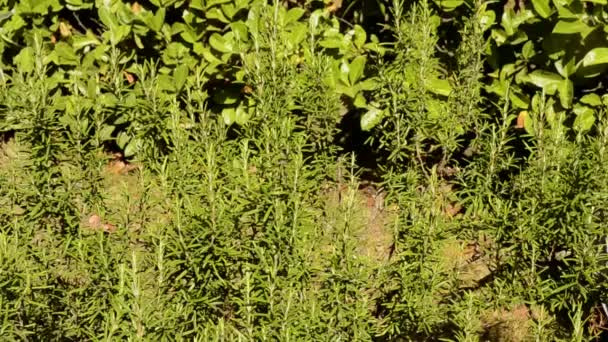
0 0 607 340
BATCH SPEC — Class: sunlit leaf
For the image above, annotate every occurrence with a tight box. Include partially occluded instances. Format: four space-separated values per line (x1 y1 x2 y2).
425 78 452 97
349 56 366 85
531 0 552 17
581 48 608 67
573 105 595 133
360 106 384 131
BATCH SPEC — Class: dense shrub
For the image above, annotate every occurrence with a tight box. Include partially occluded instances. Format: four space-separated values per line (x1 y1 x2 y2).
0 0 607 340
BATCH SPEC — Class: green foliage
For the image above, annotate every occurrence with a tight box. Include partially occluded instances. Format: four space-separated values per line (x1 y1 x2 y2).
1 0 608 340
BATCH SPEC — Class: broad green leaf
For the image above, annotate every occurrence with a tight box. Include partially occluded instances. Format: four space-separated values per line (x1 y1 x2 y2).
582 48 608 67
510 85 530 109
285 8 305 24
353 25 367 49
440 0 464 11
353 93 367 108
501 8 535 36
339 61 350 85
124 138 140 157
209 33 234 54
349 56 366 85
491 29 508 46
554 57 577 77
221 3 237 19
148 8 165 32
231 22 249 42
173 64 189 92
98 7 118 31
196 44 222 63
480 10 496 32
234 104 250 125
99 93 118 108
0 9 15 22
580 93 602 106
360 106 384 131
2 14 26 34
554 2 576 18
98 125 115 141
116 132 130 149
557 78 573 108
358 78 378 91
53 42 79 65
204 0 232 7
522 41 535 59
287 24 307 48
531 0 552 17
509 31 529 45
72 31 101 50
524 70 562 94
425 78 452 97
222 107 236 125
66 0 93 10
553 20 593 37
319 36 346 49
573 105 595 133
206 7 230 23
102 25 130 45
14 47 35 73
29 0 61 14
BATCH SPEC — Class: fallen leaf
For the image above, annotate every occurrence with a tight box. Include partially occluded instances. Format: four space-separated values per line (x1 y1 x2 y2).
88 214 102 228
131 2 142 15
444 202 462 217
242 85 253 94
327 0 343 13
124 71 136 84
102 223 117 233
107 160 127 174
516 110 527 129
59 21 72 38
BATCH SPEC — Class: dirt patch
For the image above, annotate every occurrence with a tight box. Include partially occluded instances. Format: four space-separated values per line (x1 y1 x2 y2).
482 304 533 342
0 138 30 216
79 152 171 236
355 184 396 263
0 138 27 169
319 181 395 265
589 305 608 337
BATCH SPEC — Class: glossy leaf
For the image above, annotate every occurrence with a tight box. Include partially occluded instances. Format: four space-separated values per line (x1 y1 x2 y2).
13 47 35 73
480 10 496 32
581 48 608 67
557 78 573 108
573 105 595 133
580 93 602 106
553 20 593 37
209 33 234 54
349 56 366 85
425 78 452 97
531 0 552 18
124 138 140 157
173 64 189 92
524 70 562 94
222 106 236 125
360 106 384 131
